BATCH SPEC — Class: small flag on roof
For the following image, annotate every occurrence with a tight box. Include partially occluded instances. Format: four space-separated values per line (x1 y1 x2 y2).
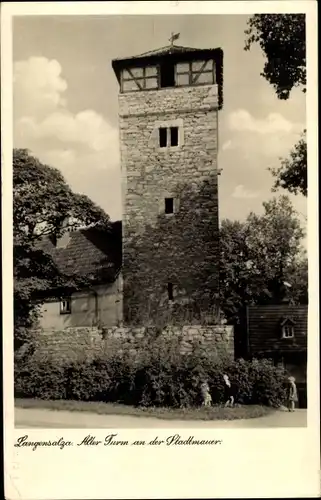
169 32 180 45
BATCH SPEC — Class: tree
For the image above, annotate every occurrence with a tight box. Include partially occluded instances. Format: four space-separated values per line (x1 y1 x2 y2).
219 196 307 324
244 14 306 99
244 14 307 197
13 148 110 346
285 255 308 304
269 130 307 197
14 148 109 247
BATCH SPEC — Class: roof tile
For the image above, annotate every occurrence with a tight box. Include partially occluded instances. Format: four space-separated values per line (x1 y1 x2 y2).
36 222 122 285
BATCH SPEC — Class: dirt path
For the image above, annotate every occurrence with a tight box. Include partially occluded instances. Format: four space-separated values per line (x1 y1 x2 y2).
15 407 307 428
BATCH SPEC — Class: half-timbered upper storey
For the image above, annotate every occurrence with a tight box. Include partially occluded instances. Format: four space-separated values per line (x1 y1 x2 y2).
112 44 224 108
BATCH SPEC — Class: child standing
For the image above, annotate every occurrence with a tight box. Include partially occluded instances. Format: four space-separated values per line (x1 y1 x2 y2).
288 376 298 412
200 380 212 407
223 374 234 407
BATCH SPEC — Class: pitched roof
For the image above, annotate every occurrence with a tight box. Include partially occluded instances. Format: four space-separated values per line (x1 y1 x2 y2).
113 44 213 61
112 44 224 109
112 43 222 74
37 221 122 285
280 316 296 326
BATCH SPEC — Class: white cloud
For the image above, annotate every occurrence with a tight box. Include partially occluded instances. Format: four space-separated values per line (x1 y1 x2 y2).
13 57 120 208
16 110 118 153
222 139 233 151
228 109 302 135
14 57 118 155
14 57 68 118
38 149 77 169
232 184 259 199
222 109 304 160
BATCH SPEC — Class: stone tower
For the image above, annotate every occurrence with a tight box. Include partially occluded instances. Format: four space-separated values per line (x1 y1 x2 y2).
112 43 224 325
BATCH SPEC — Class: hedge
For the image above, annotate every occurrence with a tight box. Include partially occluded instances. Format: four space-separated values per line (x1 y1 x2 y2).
14 336 288 408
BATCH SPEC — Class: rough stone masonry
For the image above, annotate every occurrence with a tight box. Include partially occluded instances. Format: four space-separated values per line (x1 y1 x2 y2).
118 84 220 325
27 325 234 363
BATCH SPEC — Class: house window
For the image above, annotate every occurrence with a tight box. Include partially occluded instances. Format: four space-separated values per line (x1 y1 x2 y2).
165 197 174 214
282 325 294 338
158 126 179 148
160 61 175 88
60 298 71 315
168 283 174 301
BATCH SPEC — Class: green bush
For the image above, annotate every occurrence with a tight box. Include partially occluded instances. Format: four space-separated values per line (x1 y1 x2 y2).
15 359 67 400
14 337 288 408
64 360 109 401
248 358 287 407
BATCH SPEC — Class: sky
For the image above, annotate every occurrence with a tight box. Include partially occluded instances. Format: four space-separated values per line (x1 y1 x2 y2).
13 15 307 228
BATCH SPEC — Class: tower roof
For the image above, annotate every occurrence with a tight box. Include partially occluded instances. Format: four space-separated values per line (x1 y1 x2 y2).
112 43 224 109
113 44 218 61
112 43 223 79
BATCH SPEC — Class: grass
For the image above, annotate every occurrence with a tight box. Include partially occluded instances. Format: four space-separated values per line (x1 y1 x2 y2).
15 398 274 421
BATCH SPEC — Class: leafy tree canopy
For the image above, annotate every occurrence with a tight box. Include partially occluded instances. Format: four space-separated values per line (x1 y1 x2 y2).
219 196 307 323
13 148 110 345
14 148 109 247
244 15 307 198
269 130 307 197
245 14 306 99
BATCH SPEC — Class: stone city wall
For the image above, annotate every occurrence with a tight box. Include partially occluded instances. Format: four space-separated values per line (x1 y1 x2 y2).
23 324 234 364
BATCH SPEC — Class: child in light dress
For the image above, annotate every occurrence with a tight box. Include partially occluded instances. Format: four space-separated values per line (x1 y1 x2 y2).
200 380 212 407
288 376 298 412
223 374 234 407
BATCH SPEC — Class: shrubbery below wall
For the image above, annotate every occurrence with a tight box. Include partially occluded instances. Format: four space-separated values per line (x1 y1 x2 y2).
15 335 288 408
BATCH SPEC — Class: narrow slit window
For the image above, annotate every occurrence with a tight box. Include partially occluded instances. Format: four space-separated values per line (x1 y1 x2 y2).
160 62 175 88
165 197 174 214
159 128 167 148
170 127 178 146
168 283 174 301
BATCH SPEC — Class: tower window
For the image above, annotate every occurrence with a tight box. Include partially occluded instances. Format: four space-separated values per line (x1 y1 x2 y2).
175 59 216 87
159 128 167 148
160 62 175 88
168 283 174 301
165 197 174 214
158 126 179 148
170 127 178 146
